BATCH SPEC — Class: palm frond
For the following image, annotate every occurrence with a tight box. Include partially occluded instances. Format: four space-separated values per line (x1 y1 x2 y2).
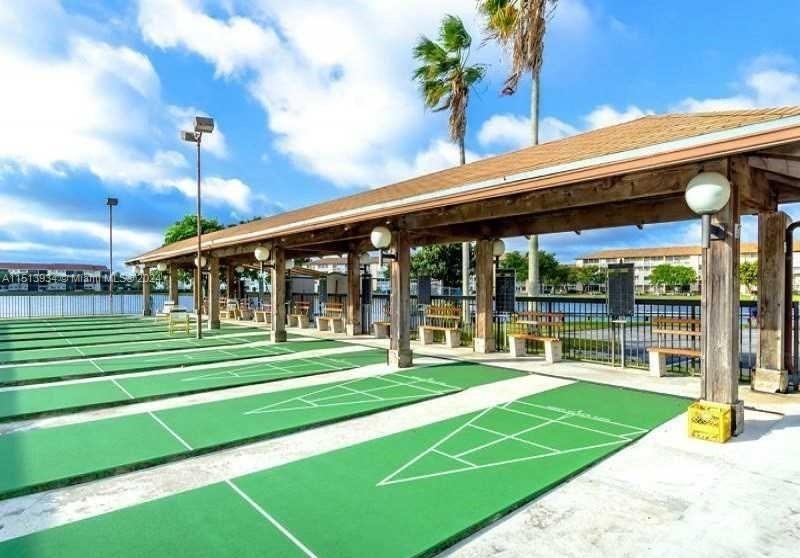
440 14 471 52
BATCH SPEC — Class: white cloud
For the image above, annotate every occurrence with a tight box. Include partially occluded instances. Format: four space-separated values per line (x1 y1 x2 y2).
137 0 497 188
583 104 651 129
379 139 482 185
673 59 800 113
167 176 253 212
0 194 163 264
0 0 252 210
478 114 578 149
138 0 278 77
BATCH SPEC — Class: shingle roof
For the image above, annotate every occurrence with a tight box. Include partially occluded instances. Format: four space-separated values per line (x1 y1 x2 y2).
131 107 800 263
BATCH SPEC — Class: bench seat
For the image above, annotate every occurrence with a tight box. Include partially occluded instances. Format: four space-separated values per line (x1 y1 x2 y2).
647 346 700 377
419 324 459 347
373 321 390 339
508 334 562 362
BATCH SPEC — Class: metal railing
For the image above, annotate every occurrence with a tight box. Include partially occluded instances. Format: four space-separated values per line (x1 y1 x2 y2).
0 293 195 318
2 291 794 381
293 293 795 381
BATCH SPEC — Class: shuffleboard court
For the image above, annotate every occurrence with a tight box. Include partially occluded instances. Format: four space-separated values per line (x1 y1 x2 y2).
0 321 199 342
0 337 330 386
0 331 269 364
0 323 256 351
0 361 521 499
0 382 687 557
0 342 370 420
0 316 143 332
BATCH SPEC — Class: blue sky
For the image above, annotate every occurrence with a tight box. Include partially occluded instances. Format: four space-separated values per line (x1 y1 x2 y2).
1 0 800 270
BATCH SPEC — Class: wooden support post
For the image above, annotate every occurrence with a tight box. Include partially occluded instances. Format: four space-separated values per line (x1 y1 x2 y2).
389 230 412 367
346 251 362 336
474 239 495 353
168 264 179 303
753 210 791 392
225 265 233 300
207 256 220 329
141 266 152 316
271 246 287 342
701 165 743 435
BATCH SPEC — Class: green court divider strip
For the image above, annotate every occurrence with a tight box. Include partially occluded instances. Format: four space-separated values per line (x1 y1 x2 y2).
0 361 521 500
0 320 156 337
0 335 319 386
0 316 143 332
0 382 688 557
0 323 257 351
0 322 198 342
0 331 269 365
0 341 359 420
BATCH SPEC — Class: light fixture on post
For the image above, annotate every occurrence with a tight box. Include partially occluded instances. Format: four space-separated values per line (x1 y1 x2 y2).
685 171 732 249
105 197 118 312
156 262 168 272
254 246 272 308
492 239 506 269
182 115 215 339
370 226 395 266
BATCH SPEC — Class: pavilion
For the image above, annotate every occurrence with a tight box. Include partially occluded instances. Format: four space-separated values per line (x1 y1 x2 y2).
128 107 800 437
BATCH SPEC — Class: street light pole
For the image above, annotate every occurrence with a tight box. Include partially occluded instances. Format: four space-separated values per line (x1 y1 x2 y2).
196 135 203 339
182 116 214 340
106 198 118 314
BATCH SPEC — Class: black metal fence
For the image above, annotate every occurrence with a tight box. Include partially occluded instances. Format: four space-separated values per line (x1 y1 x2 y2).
293 293 798 381
0 293 195 318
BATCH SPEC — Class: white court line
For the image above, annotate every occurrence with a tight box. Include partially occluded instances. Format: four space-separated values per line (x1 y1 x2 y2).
225 480 318 558
511 400 650 433
377 407 494 486
456 413 567 458
148 413 193 451
111 379 135 400
500 405 643 441
378 401 651 487
379 440 629 486
433 449 476 467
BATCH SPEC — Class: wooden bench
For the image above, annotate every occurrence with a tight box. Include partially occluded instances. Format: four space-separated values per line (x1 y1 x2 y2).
253 304 272 325
316 302 345 333
419 305 461 348
373 320 390 339
155 300 176 320
168 307 190 335
508 312 564 363
220 300 238 320
647 317 701 377
288 301 311 328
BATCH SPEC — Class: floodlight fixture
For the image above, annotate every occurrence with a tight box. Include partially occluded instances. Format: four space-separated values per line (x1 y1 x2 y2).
194 116 215 134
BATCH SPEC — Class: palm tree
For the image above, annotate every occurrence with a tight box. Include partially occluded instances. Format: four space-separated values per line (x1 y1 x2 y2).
478 0 558 297
413 15 486 296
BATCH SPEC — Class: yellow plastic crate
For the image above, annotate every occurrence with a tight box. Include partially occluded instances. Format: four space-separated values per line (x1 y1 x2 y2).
687 400 732 443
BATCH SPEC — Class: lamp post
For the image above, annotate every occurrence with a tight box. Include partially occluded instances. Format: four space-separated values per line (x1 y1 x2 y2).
254 246 271 308
492 239 506 269
181 116 214 339
105 198 118 313
685 171 732 248
370 226 394 266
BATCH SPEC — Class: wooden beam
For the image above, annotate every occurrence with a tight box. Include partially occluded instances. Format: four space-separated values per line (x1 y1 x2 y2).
282 160 726 251
207 256 220 329
346 251 361 336
270 246 287 343
701 165 742 435
748 154 800 180
168 264 179 302
474 239 495 353
753 211 791 393
389 230 412 368
141 266 152 316
408 195 694 246
731 157 776 213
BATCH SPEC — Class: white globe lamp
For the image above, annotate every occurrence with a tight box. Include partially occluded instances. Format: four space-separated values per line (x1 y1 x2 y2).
156 262 168 272
370 226 392 250
194 255 207 268
254 246 270 262
235 265 245 273
492 239 506 258
685 172 731 248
